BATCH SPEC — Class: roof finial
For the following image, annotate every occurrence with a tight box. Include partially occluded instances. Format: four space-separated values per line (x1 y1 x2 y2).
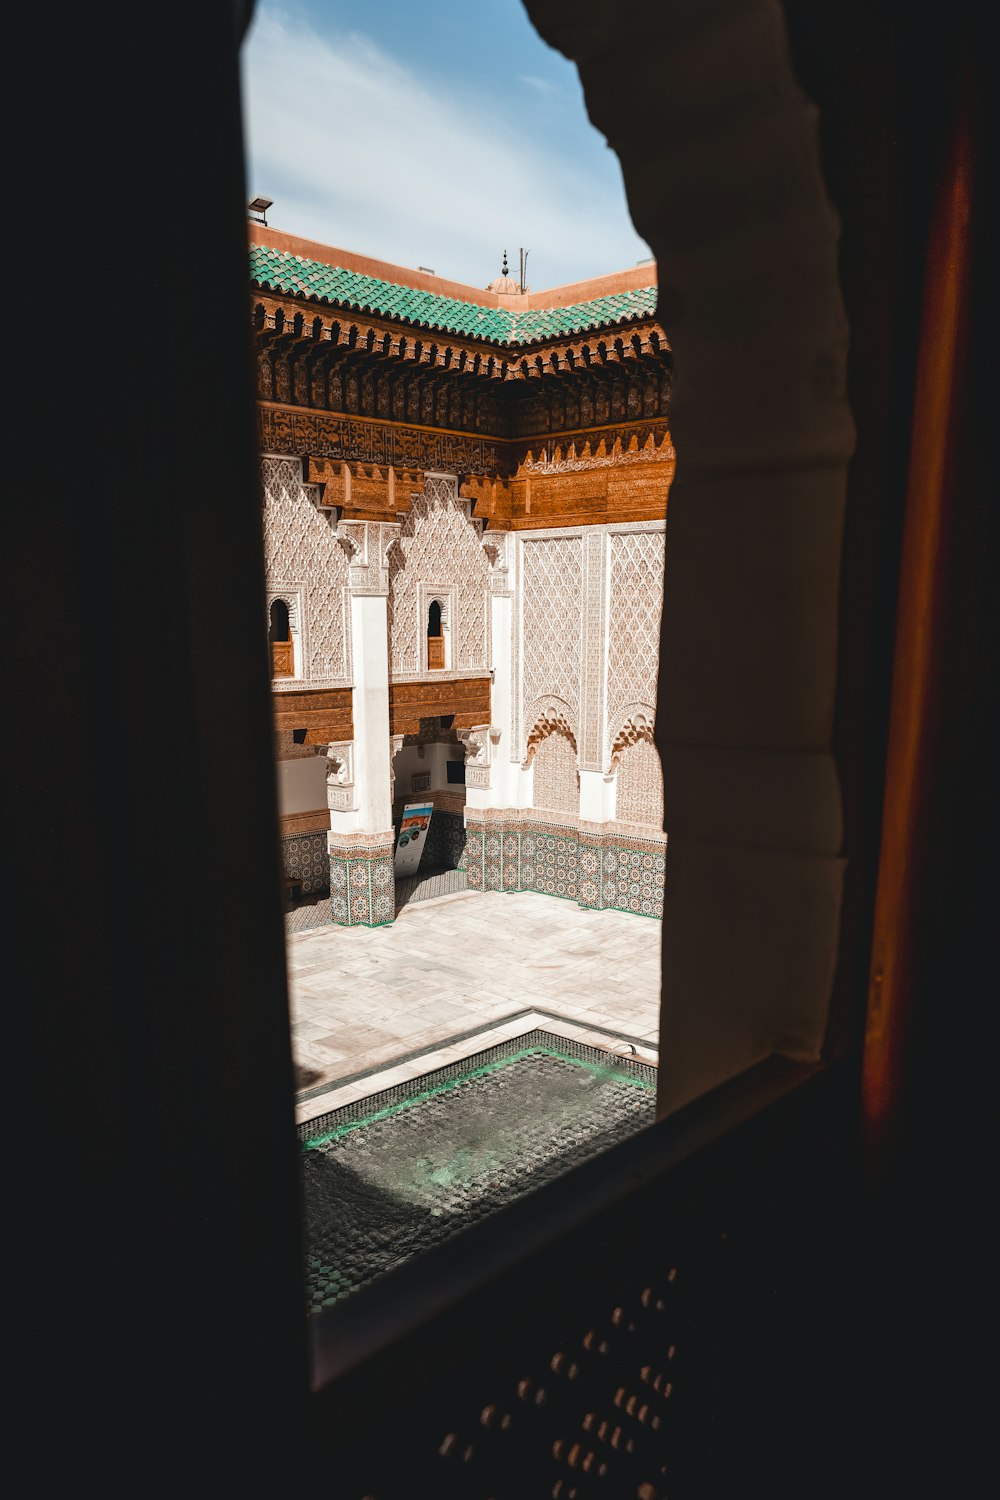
485 251 520 294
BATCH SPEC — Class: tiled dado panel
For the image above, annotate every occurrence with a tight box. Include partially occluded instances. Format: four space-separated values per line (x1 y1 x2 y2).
423 809 467 872
281 831 331 895
329 838 395 927
466 816 665 919
598 841 666 918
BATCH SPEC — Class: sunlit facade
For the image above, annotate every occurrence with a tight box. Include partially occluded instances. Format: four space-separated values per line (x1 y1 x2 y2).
253 225 673 924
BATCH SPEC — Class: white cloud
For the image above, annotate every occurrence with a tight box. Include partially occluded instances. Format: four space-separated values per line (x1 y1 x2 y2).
517 73 564 103
240 7 650 288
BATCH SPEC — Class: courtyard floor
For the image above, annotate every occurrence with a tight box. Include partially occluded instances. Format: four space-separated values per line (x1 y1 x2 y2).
287 886 662 1127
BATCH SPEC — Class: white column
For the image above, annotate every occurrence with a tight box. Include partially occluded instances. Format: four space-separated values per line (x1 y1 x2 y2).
465 529 516 811
579 768 616 822
350 591 392 833
489 585 515 805
327 519 398 840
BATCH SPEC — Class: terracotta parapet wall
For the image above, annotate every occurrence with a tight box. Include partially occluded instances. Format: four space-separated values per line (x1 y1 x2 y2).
249 221 655 311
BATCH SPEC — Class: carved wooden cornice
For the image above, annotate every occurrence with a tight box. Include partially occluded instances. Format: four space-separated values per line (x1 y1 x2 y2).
304 456 425 520
259 404 505 484
252 292 672 469
388 676 492 736
259 404 674 524
271 686 353 747
461 422 675 528
252 291 668 380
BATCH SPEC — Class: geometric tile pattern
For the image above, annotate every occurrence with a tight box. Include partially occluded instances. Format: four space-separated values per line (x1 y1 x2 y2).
298 1030 656 1311
280 831 331 895
599 841 667 918
466 812 665 919
395 867 469 909
285 867 470 933
261 456 350 684
422 808 468 872
284 894 335 935
329 839 395 927
387 474 489 675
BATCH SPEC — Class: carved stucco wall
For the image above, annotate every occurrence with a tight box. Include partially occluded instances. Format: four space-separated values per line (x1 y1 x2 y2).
615 737 665 830
261 456 350 684
518 534 584 752
532 730 580 816
516 524 664 773
606 529 664 741
387 473 490 677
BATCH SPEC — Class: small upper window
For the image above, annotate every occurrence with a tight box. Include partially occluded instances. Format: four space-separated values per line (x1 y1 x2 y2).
427 599 444 670
269 599 293 678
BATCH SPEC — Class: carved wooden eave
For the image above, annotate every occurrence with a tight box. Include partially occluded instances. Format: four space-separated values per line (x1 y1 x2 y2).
459 472 513 525
388 677 492 736
251 292 671 445
271 686 353 746
252 290 668 377
462 425 674 528
304 457 425 520
253 273 674 528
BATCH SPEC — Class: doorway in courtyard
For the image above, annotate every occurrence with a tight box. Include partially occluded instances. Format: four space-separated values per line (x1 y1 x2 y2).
392 716 469 911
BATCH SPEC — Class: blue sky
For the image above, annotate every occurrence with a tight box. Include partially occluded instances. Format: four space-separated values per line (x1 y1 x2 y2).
240 0 651 290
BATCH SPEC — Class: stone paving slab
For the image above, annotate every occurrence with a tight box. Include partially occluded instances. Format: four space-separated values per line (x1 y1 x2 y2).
286 889 662 1095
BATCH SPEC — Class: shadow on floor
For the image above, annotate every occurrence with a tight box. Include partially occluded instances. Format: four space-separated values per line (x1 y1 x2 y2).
282 866 470 937
395 866 468 911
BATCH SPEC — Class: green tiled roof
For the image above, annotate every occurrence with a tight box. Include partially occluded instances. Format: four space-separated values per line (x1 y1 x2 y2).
250 245 657 347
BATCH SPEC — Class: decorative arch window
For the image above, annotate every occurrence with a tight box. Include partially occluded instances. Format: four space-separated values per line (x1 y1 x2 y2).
426 596 447 670
269 598 294 678
427 599 443 669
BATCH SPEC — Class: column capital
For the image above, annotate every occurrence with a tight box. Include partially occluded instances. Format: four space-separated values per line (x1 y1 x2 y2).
325 740 356 811
458 724 501 789
337 518 401 596
482 528 514 596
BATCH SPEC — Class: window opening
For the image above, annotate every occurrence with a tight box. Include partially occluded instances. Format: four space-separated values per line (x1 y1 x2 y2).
269 598 293 678
244 0 669 1319
427 598 444 670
